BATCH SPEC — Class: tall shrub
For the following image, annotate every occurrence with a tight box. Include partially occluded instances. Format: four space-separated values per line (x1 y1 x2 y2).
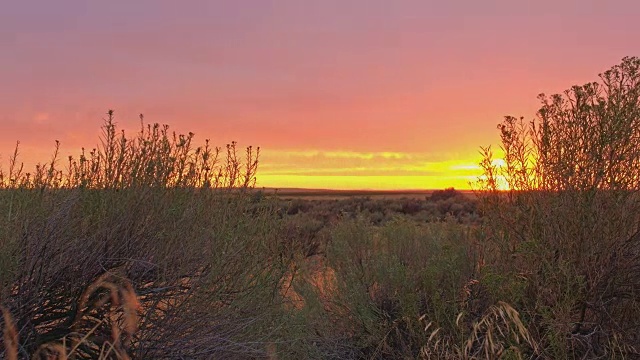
0 112 293 359
478 57 640 358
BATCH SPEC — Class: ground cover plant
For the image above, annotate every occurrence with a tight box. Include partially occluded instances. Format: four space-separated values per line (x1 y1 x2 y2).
279 188 479 225
1 57 639 359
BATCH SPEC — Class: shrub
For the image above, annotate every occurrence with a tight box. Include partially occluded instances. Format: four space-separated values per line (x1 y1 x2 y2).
478 57 640 358
429 187 460 202
295 217 478 358
399 198 423 215
0 112 297 359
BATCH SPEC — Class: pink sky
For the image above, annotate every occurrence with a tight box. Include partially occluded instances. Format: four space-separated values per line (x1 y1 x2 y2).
1 1 638 189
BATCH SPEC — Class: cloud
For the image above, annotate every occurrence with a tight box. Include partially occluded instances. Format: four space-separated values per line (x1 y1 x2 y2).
259 149 483 179
256 174 478 191
33 112 50 124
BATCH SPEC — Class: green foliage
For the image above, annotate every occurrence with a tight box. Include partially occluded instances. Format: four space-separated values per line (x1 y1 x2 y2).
305 218 475 358
276 193 480 228
478 57 640 358
0 113 294 359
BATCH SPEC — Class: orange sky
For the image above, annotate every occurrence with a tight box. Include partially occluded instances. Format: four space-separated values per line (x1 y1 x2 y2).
2 1 639 189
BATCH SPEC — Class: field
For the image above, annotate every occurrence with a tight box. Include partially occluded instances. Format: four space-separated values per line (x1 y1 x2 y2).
1 58 639 359
263 188 442 200
2 182 637 359
0 180 492 359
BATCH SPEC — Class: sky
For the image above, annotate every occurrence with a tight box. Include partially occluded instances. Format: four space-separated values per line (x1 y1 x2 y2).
1 1 639 189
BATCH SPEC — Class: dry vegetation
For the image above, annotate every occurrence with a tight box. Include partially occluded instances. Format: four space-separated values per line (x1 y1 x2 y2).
1 58 639 359
475 57 640 359
0 113 292 359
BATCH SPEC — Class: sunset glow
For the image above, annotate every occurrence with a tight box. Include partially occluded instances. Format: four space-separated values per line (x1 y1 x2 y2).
257 150 482 189
2 1 639 190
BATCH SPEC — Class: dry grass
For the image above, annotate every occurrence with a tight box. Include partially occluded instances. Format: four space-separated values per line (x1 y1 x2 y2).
419 302 538 360
2 272 140 360
2 306 18 360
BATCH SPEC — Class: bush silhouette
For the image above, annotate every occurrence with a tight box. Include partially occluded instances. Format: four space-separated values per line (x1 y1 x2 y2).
478 56 640 358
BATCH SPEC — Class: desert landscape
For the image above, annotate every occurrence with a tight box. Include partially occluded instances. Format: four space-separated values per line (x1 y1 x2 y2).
1 2 639 359
1 57 639 359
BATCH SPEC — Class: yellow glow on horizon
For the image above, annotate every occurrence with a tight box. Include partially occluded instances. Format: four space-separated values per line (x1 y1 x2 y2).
248 148 494 190
256 174 478 190
255 149 486 190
